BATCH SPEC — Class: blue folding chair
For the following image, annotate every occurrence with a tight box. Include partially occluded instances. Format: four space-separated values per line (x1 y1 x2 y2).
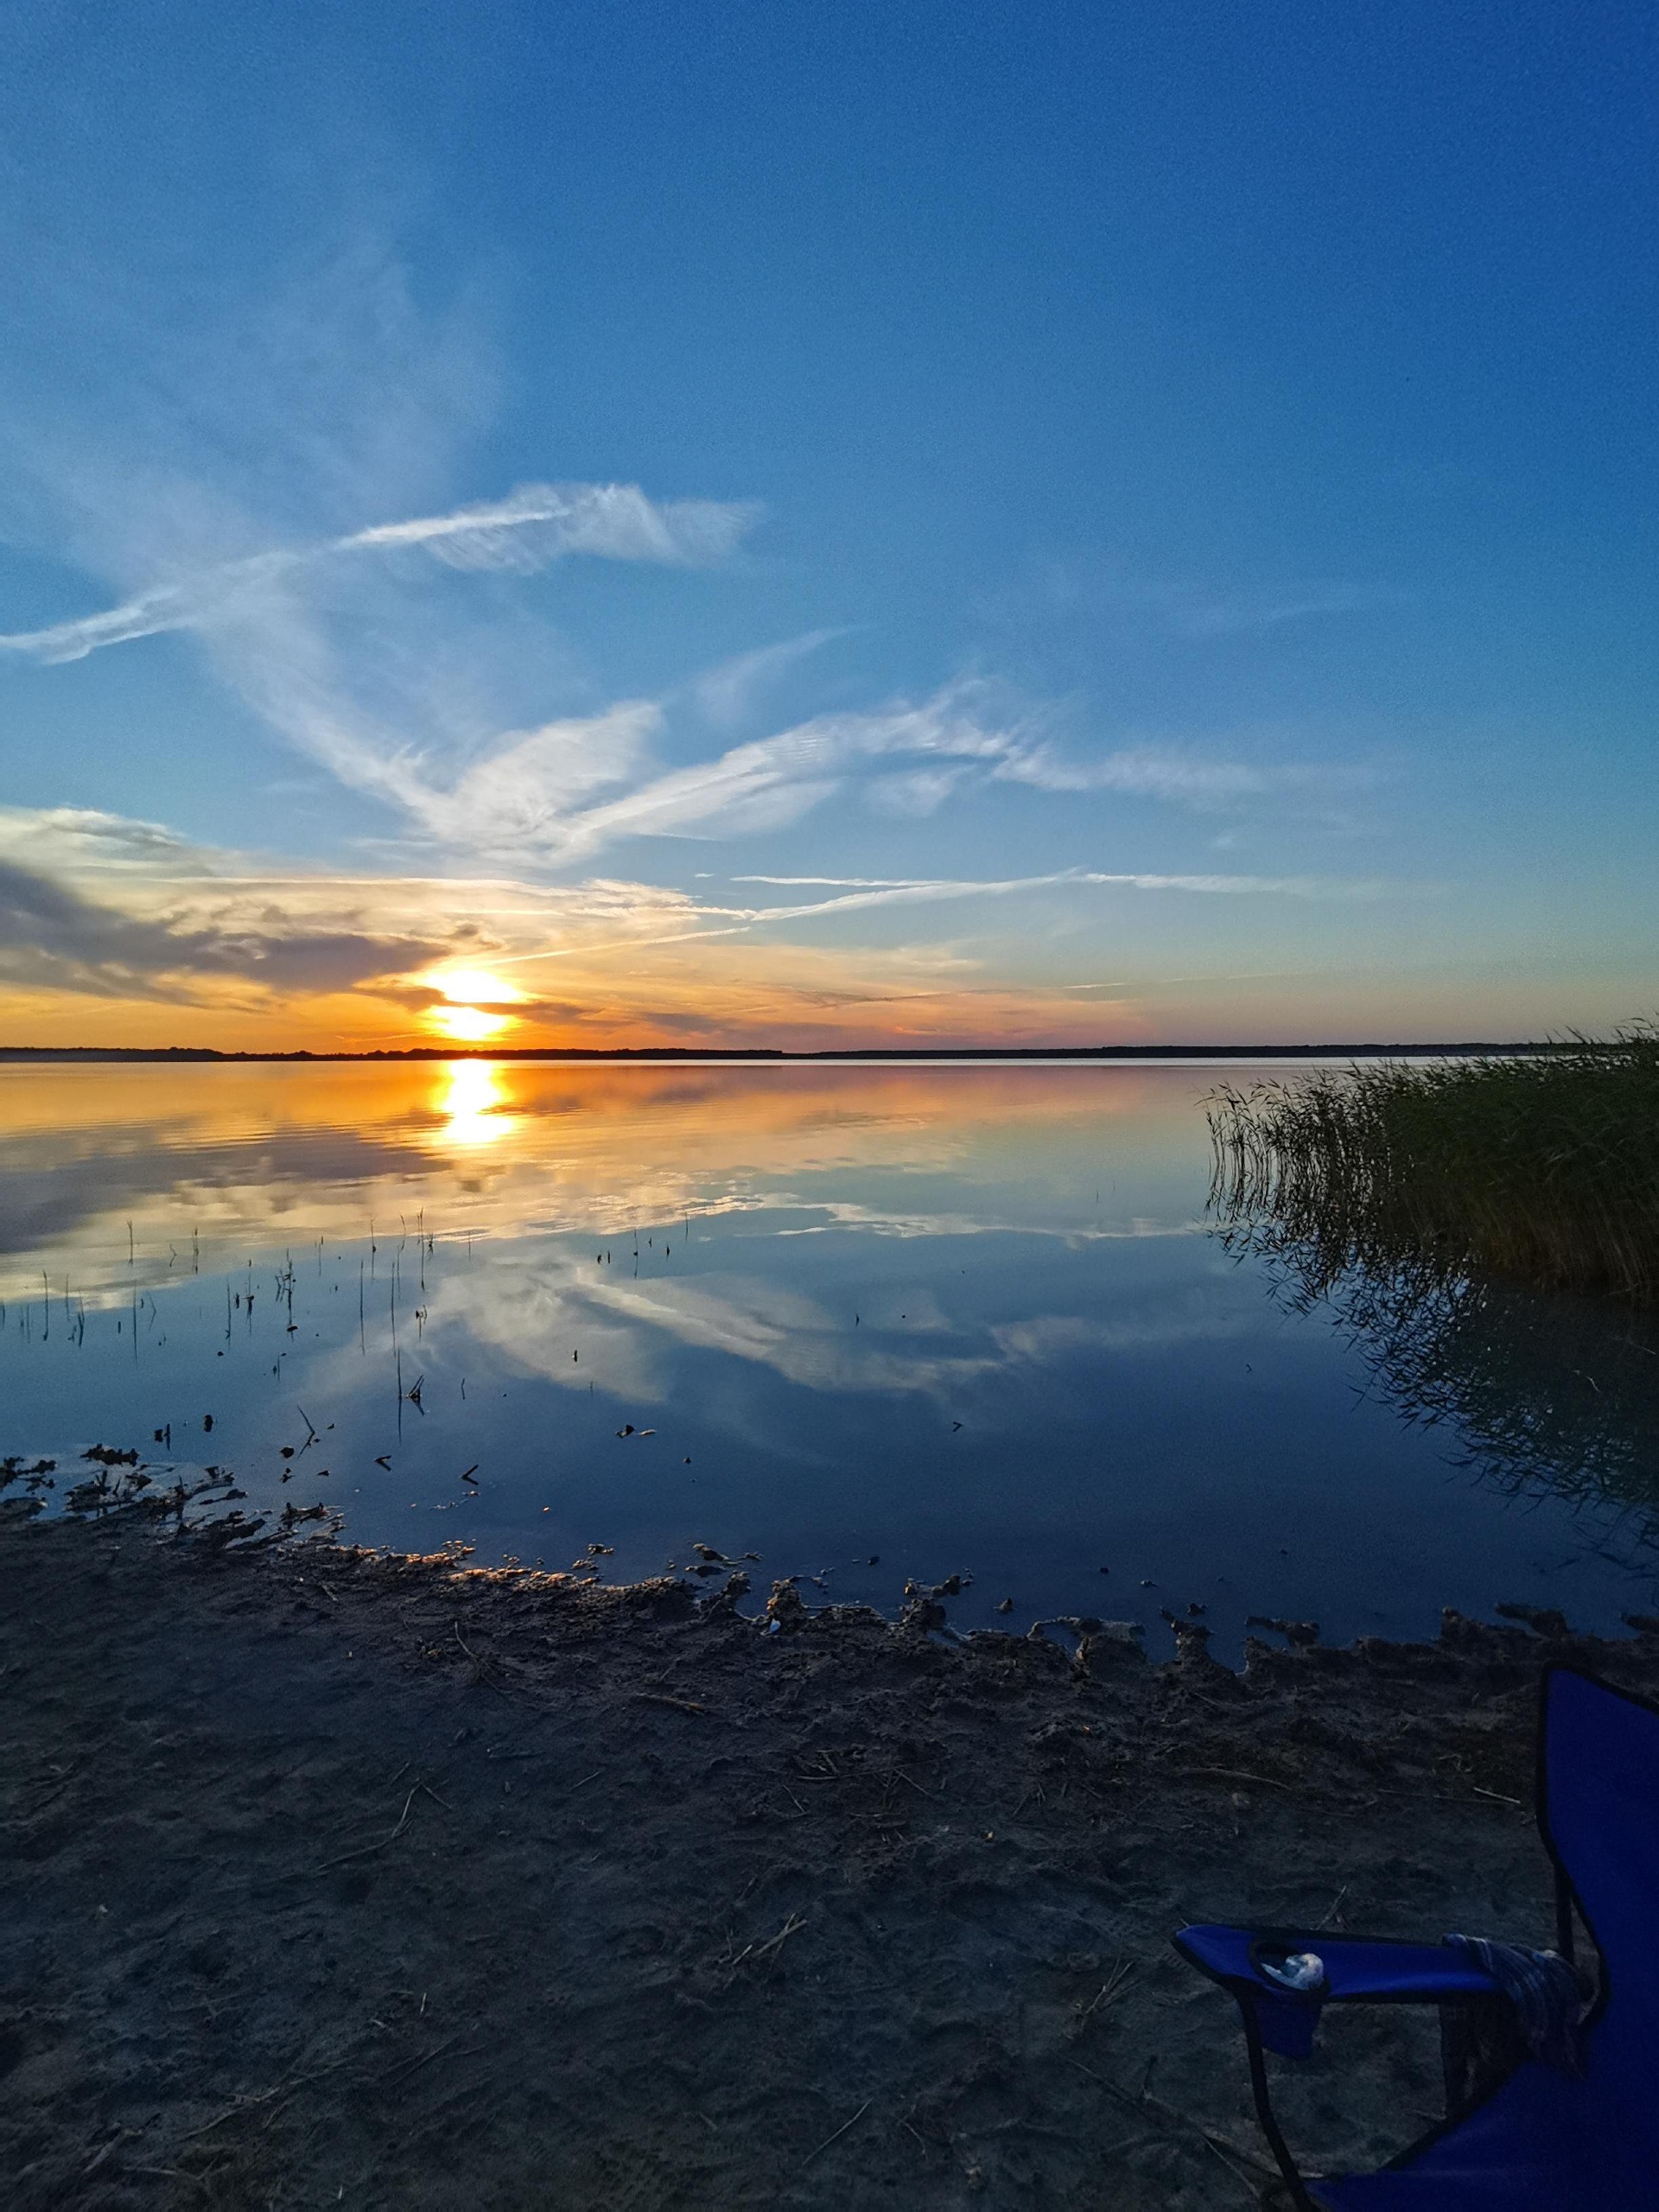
1173 1665 1659 2207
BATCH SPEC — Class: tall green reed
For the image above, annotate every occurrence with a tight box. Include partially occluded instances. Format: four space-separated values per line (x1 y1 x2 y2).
1208 1027 1659 1306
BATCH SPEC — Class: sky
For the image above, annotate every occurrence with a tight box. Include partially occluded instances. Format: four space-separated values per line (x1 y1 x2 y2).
0 0 1654 1051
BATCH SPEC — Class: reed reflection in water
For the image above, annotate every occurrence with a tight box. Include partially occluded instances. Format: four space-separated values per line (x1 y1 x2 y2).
1210 1130 1659 1567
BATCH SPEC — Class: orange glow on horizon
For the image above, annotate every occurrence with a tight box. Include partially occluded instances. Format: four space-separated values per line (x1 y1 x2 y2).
3 932 1643 1056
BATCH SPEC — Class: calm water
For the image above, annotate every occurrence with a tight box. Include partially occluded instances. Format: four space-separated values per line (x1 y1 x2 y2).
3 1058 1657 1653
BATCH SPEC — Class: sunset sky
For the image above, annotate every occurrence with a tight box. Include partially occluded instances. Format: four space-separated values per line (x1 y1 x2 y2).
1 1 1654 1051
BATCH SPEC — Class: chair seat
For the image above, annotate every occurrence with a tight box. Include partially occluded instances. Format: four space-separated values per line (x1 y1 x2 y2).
1314 2057 1655 2209
1174 1673 1659 2209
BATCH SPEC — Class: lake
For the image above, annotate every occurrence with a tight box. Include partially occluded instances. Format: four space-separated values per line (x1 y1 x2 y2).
3 1056 1656 1653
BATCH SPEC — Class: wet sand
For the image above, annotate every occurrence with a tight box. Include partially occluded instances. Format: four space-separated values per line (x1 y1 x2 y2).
4 1502 1655 2210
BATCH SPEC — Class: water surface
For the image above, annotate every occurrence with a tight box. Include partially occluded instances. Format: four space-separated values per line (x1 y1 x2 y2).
4 1058 1656 1653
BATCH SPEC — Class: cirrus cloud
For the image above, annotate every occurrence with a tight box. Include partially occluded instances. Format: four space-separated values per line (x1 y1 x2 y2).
0 480 760 667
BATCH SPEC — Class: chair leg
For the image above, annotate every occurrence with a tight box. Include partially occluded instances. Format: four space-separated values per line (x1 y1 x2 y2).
1554 1866 1575 1964
1240 2005 1319 2212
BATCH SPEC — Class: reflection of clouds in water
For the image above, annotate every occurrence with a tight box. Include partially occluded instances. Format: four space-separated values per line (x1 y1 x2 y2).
0 1128 428 1294
0 1059 1218 1300
421 1248 1249 1411
1 1175 1203 1308
773 1198 1205 1241
4 1141 1167 1302
430 1252 1001 1404
993 1304 1256 1360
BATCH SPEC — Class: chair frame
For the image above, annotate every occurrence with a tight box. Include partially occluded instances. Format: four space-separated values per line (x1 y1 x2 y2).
1172 1663 1641 2209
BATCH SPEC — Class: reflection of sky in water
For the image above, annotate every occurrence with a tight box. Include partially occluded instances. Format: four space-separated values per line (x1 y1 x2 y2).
3 1058 1656 1653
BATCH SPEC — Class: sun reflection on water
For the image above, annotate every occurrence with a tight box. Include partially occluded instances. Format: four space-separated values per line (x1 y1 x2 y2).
436 1060 515 1149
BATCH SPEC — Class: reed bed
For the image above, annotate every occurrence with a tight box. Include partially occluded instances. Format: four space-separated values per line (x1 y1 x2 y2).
1208 1028 1659 1306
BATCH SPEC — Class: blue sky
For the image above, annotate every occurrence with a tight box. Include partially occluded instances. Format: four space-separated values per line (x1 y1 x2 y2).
0 0 1653 1046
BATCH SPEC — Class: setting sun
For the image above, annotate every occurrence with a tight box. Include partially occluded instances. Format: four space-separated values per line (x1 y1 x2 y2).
433 1004 512 1043
433 968 524 1006
423 966 522 1044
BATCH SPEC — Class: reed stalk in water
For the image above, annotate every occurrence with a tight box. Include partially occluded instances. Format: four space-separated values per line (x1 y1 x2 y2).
1208 1027 1659 1306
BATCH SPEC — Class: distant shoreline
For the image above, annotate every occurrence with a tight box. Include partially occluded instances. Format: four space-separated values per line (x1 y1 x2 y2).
0 1040 1560 1065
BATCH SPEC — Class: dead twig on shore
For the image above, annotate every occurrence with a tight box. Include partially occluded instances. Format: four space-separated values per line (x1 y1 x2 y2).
315 1786 419 1872
716 1910 808 1986
1065 2057 1277 2183
377 2034 460 2088
753 1911 805 1965
175 2051 359 2144
79 2129 139 2177
802 2100 870 2168
1172 1764 1294 1794
1199 2130 1268 2198
452 1618 519 1700
1073 1955 1134 2025
19 1764 81 1815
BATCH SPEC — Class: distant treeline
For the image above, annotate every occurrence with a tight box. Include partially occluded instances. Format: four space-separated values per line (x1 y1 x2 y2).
0 1040 1574 1065
1209 1027 1659 1306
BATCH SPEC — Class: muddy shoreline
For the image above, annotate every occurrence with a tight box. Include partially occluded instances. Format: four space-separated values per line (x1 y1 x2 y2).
5 1503 1657 2211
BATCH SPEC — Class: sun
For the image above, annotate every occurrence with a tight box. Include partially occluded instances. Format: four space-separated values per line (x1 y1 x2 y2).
419 964 524 1046
434 967 524 1006
434 1004 511 1043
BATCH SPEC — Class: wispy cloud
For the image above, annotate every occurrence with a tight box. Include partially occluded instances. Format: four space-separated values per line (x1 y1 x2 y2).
486 864 1417 974
690 627 847 728
1168 588 1392 638
0 806 217 878
341 683 1027 865
0 227 1381 936
375 691 1371 866
714 868 1404 928
989 740 1372 809
1027 566 1399 639
0 481 758 665
3 620 1373 877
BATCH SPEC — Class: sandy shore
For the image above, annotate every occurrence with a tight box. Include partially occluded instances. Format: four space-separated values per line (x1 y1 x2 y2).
4 1502 1656 2211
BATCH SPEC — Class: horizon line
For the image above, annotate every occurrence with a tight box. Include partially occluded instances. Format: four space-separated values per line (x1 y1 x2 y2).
0 1040 1574 1065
